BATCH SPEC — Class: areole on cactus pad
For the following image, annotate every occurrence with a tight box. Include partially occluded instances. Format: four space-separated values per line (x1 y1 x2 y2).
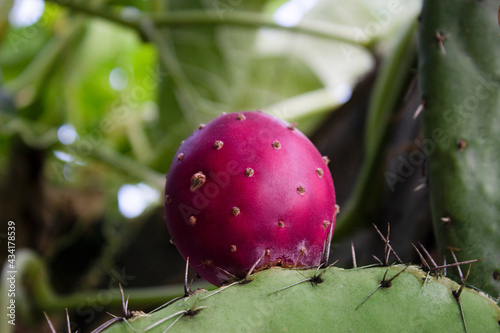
164 111 336 286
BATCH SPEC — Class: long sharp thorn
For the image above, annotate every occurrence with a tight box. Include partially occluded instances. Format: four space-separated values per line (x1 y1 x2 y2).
373 223 403 264
351 241 357 268
423 271 430 288
123 318 134 331
162 312 185 333
184 257 190 296
433 258 483 271
411 242 430 270
90 318 121 333
321 211 336 266
44 312 56 333
149 297 181 314
201 281 238 300
145 310 187 331
269 279 310 295
443 256 447 276
355 285 382 310
418 242 438 269
384 223 391 265
245 251 265 281
448 248 463 280
65 308 71 333
119 284 127 316
372 254 382 265
387 264 410 283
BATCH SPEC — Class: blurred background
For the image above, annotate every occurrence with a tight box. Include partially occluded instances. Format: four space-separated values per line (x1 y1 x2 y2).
0 0 432 331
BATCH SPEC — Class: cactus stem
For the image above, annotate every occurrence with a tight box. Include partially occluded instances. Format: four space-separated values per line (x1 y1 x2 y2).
351 241 357 269
435 30 447 55
355 265 410 310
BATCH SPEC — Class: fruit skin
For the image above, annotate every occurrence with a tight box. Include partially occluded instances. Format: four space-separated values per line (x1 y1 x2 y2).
164 111 336 286
419 0 500 296
103 266 500 332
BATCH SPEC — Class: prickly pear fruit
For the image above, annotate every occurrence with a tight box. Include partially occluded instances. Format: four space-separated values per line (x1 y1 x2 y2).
164 111 336 286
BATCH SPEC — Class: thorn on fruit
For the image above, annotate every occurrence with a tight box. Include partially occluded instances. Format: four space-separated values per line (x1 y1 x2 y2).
189 216 197 226
214 140 224 149
245 168 254 177
169 238 176 245
231 207 241 216
190 172 206 191
278 221 285 228
323 156 330 165
199 124 206 130
272 141 281 149
300 246 307 255
297 186 306 195
316 168 324 178
265 249 271 256
236 113 246 120
322 220 331 229
177 153 185 161
165 195 172 204
230 245 237 252
287 122 297 130
335 205 340 214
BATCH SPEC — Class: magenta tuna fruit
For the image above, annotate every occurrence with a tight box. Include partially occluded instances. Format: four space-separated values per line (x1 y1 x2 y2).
164 111 336 286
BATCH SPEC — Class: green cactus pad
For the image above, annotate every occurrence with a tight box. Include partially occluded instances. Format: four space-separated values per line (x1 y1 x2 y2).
418 0 500 296
102 266 500 332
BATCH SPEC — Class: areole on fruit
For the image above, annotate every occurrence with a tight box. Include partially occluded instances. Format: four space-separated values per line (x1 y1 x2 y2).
164 111 336 286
